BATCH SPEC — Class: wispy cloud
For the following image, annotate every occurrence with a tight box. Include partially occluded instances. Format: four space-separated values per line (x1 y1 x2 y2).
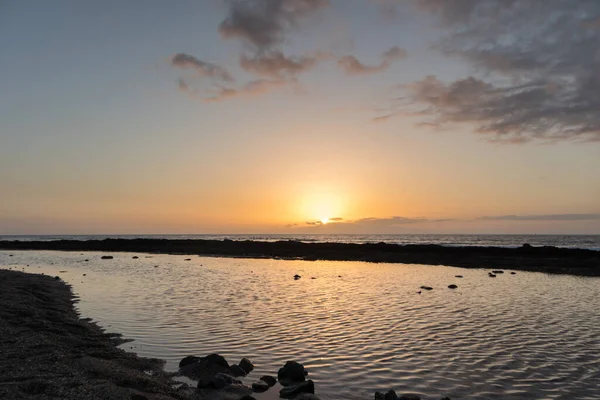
337 46 407 75
239 51 322 78
378 0 600 143
479 214 600 221
171 53 234 83
205 79 289 102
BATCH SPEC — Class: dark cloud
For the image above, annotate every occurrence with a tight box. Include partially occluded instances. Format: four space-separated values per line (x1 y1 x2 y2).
479 214 600 221
239 51 321 78
329 217 343 221
337 46 407 75
171 53 234 83
381 0 600 143
219 0 330 50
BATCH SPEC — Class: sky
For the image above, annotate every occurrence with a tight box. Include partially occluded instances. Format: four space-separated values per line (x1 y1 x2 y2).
1 0 599 235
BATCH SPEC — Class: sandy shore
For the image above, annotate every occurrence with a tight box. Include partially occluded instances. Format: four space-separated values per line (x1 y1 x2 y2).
1 238 599 276
0 269 194 400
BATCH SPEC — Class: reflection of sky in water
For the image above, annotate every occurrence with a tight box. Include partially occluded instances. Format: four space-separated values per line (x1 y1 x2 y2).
2 251 599 400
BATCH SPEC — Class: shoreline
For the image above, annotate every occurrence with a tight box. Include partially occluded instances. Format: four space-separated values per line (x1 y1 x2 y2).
0 269 195 400
1 238 600 276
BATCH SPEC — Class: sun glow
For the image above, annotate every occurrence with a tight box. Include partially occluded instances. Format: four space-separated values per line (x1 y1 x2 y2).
321 218 330 224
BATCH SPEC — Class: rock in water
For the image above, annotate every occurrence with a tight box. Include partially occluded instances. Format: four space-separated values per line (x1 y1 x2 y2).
511 272 517 275
420 286 433 290
211 373 241 389
488 273 496 278
100 255 113 259
260 375 277 387
279 380 314 399
492 270 504 274
239 357 254 374
132 256 139 259
229 364 246 377
399 395 421 400
240 397 257 400
252 380 269 392
179 355 200 368
278 361 307 385
294 274 301 280
455 275 463 278
448 284 458 289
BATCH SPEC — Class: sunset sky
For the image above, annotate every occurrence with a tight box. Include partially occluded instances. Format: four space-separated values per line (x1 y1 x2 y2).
1 0 599 234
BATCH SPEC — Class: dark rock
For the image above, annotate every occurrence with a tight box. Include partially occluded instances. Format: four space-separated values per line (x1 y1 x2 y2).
448 284 458 289
522 243 532 248
54 276 60 280
511 272 517 275
278 361 307 385
184 258 191 261
100 256 113 260
295 395 321 400
279 380 314 399
229 364 246 377
399 395 420 400
294 274 301 280
251 380 269 392
440 397 451 400
488 273 496 278
240 397 257 400
374 389 398 400
179 355 200 368
205 353 230 368
420 286 433 290
180 353 231 382
492 270 504 274
260 375 277 387
83 274 86 276
211 373 241 389
455 275 463 278
130 394 148 400
239 357 254 374
84 259 89 262
9 254 13 256
132 256 139 259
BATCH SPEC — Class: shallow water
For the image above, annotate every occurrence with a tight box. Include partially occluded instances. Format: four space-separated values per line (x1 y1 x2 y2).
1 250 599 399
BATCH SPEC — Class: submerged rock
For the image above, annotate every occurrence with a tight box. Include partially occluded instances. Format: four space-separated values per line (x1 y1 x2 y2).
180 353 231 383
511 272 517 275
132 256 139 259
279 380 314 399
448 284 458 289
100 255 113 260
239 357 254 374
278 360 307 385
455 275 463 278
294 274 302 280
420 286 433 290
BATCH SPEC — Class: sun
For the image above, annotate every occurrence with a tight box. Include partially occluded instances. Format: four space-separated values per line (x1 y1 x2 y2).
321 217 330 224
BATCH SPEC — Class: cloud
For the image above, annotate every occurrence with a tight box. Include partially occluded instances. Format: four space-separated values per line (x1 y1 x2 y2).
239 51 321 78
337 46 407 75
479 214 600 221
329 217 343 221
219 0 330 50
171 53 234 82
205 79 288 102
381 0 600 143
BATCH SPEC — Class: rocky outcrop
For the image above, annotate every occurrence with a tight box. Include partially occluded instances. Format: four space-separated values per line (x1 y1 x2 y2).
279 380 315 399
278 360 308 385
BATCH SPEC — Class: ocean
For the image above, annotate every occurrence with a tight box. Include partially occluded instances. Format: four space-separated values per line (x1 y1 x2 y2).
1 234 600 250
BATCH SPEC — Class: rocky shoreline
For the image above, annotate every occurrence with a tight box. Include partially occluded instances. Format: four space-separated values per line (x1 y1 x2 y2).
0 269 451 399
1 238 600 276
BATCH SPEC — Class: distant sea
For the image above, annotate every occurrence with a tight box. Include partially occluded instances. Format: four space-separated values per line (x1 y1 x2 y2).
1 234 599 250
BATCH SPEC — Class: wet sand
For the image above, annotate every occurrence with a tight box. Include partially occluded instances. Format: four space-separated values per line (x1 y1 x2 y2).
1 238 599 276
